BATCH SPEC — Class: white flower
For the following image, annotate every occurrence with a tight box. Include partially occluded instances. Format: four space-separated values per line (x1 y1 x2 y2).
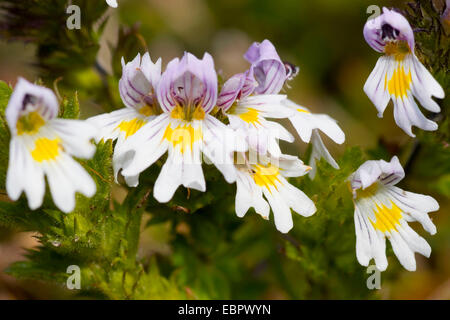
6 78 98 213
363 8 445 137
88 53 162 186
234 151 316 233
350 156 439 271
117 52 241 203
282 99 345 178
106 0 118 8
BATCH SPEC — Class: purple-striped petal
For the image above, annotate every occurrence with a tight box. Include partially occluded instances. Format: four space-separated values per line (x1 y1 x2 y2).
363 7 415 54
351 156 405 191
217 68 257 111
6 77 59 135
244 40 287 94
119 53 161 110
156 52 218 114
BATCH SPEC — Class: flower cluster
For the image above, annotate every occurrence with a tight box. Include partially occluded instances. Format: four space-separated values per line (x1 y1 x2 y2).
4 8 444 272
88 40 346 233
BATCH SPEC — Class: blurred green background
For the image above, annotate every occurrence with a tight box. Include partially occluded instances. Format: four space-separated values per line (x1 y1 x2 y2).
0 0 448 299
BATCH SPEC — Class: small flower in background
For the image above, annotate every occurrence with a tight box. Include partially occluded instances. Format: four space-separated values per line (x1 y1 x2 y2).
106 0 118 8
217 40 294 156
234 151 316 233
350 156 439 271
6 78 98 213
118 52 241 203
88 53 162 186
282 99 345 178
363 7 445 137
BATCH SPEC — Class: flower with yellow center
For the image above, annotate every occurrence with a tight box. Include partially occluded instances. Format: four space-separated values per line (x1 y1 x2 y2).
217 40 296 156
363 8 444 137
116 52 243 203
6 78 98 213
350 156 439 271
88 52 162 186
233 151 316 233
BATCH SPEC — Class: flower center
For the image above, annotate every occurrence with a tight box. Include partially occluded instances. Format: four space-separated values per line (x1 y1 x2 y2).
356 183 379 198
170 105 205 121
384 41 411 61
16 111 45 135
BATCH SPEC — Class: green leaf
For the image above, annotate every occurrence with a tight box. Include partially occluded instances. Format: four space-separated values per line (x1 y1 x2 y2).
60 92 80 119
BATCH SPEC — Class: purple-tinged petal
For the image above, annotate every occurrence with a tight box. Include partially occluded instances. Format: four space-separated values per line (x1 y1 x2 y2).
363 7 415 54
6 77 59 135
351 156 405 191
217 68 257 111
244 40 287 94
119 53 161 110
156 52 218 114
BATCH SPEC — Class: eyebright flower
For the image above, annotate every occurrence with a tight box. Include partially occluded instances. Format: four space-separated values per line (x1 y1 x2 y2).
282 99 345 178
88 53 162 186
233 151 316 233
217 40 295 156
6 78 98 213
363 8 445 137
117 52 240 202
350 156 439 271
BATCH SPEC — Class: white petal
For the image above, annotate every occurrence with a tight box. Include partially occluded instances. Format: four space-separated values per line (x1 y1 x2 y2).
392 92 437 137
309 130 339 178
387 186 438 234
237 94 292 119
202 115 237 183
153 152 183 203
397 220 431 258
263 189 293 233
363 56 391 117
410 54 444 112
119 114 170 178
7 137 46 210
354 207 372 267
388 230 417 271
50 119 98 159
282 182 316 217
87 108 140 143
45 155 96 213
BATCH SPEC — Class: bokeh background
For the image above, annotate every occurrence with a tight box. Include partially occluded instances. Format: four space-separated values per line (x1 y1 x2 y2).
0 0 448 299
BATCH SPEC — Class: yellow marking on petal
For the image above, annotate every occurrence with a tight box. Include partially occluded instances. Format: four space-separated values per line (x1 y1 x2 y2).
297 108 310 114
170 105 205 121
16 111 45 135
369 201 403 233
138 105 154 117
238 108 261 125
384 41 411 61
386 66 412 99
253 163 281 192
116 118 146 139
31 137 61 162
162 124 202 154
192 106 205 120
